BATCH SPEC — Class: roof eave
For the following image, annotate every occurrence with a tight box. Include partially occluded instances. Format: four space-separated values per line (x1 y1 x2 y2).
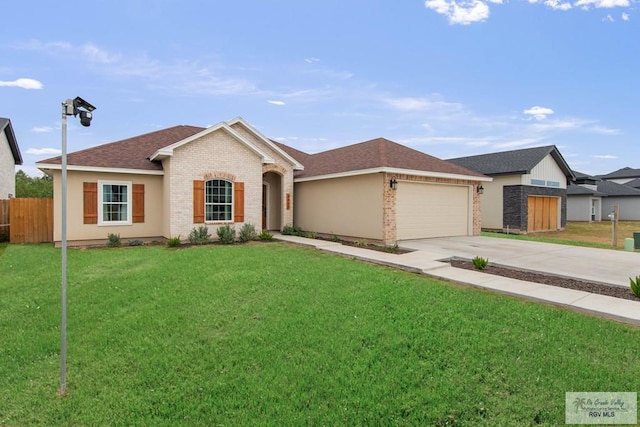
36 163 165 176
2 119 23 165
295 167 492 183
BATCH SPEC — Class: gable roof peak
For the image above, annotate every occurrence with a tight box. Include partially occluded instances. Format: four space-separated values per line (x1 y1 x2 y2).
0 117 22 165
448 144 574 179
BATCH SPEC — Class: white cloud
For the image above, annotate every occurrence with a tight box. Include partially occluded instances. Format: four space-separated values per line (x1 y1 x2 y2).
27 147 61 155
31 126 53 133
0 78 43 89
523 106 554 120
493 138 543 149
603 13 615 21
575 0 630 8
622 11 630 20
590 154 617 159
528 0 572 10
385 96 464 113
588 125 620 134
267 100 286 106
424 0 501 25
304 57 320 64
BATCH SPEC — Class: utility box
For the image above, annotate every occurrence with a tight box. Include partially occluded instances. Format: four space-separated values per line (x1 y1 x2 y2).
625 238 635 252
634 232 640 249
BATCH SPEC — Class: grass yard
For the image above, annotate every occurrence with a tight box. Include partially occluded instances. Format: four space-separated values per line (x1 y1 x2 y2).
1 242 639 426
485 221 640 249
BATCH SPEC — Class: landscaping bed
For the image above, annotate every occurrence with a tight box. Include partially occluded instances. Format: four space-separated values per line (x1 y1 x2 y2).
450 258 639 302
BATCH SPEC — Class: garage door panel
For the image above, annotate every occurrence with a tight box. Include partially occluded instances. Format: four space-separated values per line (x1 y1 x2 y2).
528 196 559 232
397 183 469 240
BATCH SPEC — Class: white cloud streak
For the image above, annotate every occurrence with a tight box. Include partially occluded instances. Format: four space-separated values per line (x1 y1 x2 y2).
590 154 617 159
268 100 286 105
523 106 554 120
0 78 43 89
31 126 53 133
27 147 61 155
427 0 631 24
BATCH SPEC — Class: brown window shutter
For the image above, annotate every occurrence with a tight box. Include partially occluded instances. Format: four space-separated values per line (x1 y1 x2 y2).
83 182 98 224
193 180 204 223
234 182 244 222
132 184 145 223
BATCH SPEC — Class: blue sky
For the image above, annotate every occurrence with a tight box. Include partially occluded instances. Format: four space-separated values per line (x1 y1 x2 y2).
2 0 638 176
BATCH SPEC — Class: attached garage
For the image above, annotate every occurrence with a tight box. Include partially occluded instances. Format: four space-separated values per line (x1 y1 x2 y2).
397 182 471 240
527 196 559 232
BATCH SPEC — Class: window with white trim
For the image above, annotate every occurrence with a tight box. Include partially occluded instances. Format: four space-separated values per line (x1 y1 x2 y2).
205 179 233 221
98 181 132 225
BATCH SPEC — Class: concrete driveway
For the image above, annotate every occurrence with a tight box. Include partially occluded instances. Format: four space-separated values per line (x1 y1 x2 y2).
399 236 640 288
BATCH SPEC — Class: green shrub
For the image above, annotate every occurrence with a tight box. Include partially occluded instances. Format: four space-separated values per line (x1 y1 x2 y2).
630 276 640 298
128 239 144 247
259 230 273 241
106 233 121 248
330 234 341 243
216 225 236 244
305 231 317 239
282 224 303 236
188 226 210 245
472 256 489 270
167 236 181 248
384 243 399 254
238 223 257 243
355 239 369 248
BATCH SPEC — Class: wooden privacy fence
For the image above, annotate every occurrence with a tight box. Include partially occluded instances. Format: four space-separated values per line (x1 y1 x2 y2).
0 199 8 242
1 198 54 243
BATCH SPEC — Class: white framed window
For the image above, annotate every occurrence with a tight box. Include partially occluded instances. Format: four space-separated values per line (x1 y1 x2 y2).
205 179 233 222
98 181 132 225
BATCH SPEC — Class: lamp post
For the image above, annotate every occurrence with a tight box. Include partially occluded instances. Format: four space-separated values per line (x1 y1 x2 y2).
59 97 96 397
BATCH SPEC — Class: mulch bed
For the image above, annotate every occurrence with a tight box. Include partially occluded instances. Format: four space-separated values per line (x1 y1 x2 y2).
450 258 640 302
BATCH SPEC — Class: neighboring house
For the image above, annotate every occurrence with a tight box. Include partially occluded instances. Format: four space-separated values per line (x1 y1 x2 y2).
448 145 575 233
568 171 640 221
597 167 640 185
36 117 489 246
566 171 605 222
0 118 23 198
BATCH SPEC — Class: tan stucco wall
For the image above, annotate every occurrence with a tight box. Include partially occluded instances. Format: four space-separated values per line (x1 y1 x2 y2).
0 132 16 198
51 170 164 242
294 174 384 240
481 175 521 230
167 129 264 238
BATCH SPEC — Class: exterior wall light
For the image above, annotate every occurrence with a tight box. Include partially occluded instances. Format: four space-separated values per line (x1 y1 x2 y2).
390 179 398 190
477 184 484 194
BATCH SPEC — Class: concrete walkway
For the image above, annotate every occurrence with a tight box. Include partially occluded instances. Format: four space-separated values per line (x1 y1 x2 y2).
274 234 640 326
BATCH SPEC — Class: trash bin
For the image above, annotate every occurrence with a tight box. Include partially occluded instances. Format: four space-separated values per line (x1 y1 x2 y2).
634 232 640 249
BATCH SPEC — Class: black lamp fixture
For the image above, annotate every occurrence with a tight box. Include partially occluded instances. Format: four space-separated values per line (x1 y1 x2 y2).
477 184 484 194
390 178 398 190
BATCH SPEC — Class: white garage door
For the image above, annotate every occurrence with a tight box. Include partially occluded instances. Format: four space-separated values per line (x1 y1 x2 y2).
397 182 470 240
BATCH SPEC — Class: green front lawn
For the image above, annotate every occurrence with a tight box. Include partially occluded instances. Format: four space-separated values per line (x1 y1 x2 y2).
1 243 638 426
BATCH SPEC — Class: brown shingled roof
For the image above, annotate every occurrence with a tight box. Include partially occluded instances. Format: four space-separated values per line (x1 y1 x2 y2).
293 137 485 179
40 125 205 171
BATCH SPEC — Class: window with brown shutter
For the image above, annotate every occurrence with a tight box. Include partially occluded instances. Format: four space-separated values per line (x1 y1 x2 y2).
234 182 244 222
193 180 204 223
83 182 98 224
132 184 144 223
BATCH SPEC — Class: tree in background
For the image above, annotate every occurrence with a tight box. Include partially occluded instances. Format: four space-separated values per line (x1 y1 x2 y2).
15 170 53 198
